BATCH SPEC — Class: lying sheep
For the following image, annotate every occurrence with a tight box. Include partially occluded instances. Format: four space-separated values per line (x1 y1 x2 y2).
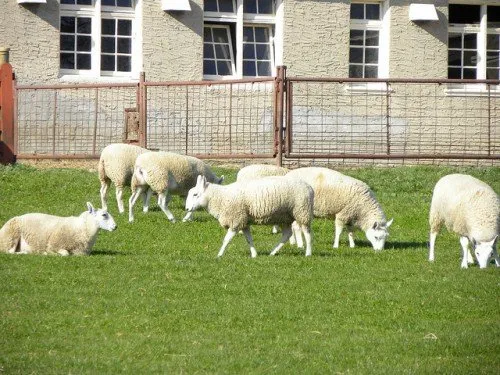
98 143 150 213
185 175 314 258
286 167 392 251
129 151 224 222
429 173 499 269
0 202 117 256
236 164 289 234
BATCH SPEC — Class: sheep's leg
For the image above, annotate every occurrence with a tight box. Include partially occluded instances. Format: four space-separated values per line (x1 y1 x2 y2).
290 221 304 248
128 186 144 222
460 236 470 269
270 225 293 256
300 224 312 256
58 249 70 256
428 231 438 262
158 192 176 222
142 188 153 213
333 218 344 248
493 249 500 267
182 210 194 223
272 225 280 234
100 180 110 211
347 225 355 248
218 228 237 258
467 248 475 264
115 186 125 213
241 228 258 258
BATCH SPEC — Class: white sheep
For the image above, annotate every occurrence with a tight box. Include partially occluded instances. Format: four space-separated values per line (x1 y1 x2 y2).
0 202 117 256
129 151 224 223
185 175 314 258
286 167 392 251
236 164 289 234
98 143 150 213
429 173 499 269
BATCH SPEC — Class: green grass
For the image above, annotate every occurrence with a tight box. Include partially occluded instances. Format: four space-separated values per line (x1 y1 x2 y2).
0 163 499 374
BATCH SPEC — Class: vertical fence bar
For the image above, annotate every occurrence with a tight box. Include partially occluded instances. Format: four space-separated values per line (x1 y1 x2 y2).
386 81 391 155
92 87 98 156
185 85 189 154
488 83 491 156
52 90 57 156
275 66 286 166
139 72 147 148
229 83 233 155
285 80 293 157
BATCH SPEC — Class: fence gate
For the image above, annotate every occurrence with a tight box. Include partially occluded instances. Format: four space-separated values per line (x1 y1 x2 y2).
0 62 15 164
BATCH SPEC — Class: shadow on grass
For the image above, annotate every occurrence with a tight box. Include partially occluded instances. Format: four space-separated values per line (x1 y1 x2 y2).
90 249 127 256
387 241 428 250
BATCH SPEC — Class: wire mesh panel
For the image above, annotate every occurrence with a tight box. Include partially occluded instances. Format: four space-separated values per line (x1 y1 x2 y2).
16 84 138 157
145 80 276 157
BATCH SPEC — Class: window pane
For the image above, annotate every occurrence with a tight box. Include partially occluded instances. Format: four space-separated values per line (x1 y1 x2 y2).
448 67 461 79
257 61 271 76
487 34 499 50
449 5 480 24
204 0 217 12
77 35 91 52
117 0 132 7
102 19 115 35
117 38 131 54
349 48 363 63
244 0 257 13
243 44 255 59
217 60 232 75
365 30 379 46
60 53 75 69
203 43 214 58
448 33 461 49
463 34 477 49
213 28 229 43
487 6 500 27
61 0 74 4
350 30 363 46
60 35 75 51
243 60 256 76
349 64 363 78
215 44 231 59
102 0 115 5
219 0 234 12
203 60 216 75
463 68 476 79
77 18 91 34
364 65 378 78
258 0 273 14
350 4 364 20
77 0 92 5
243 27 254 42
117 56 131 72
102 37 115 53
254 27 269 43
365 48 378 64
118 20 132 36
487 68 499 79
448 50 461 66
487 52 499 68
256 44 270 60
463 51 477 66
366 4 380 20
77 54 91 69
61 17 75 33
101 55 115 71
204 28 212 42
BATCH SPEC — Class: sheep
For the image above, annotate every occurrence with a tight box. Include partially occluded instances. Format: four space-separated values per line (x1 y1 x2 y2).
129 151 224 223
98 143 150 213
185 174 314 258
236 164 289 234
286 167 392 251
429 173 499 269
0 202 117 256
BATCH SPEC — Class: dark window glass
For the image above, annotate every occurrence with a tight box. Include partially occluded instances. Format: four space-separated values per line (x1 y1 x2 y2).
487 68 498 79
117 56 131 71
366 4 380 20
102 19 115 35
117 0 132 7
243 60 256 76
487 34 499 50
102 37 115 53
257 61 271 76
61 17 75 33
256 44 270 60
213 28 228 43
254 27 269 43
448 33 462 49
350 4 364 19
101 55 115 71
219 0 234 12
204 28 212 42
349 64 363 78
364 65 378 78
60 35 75 51
204 43 214 59
77 35 92 52
215 44 230 59
350 30 364 46
463 34 477 49
61 0 75 4
448 67 461 79
349 48 363 64
117 38 131 54
463 68 476 79
77 0 92 4
487 52 499 67
463 51 477 66
243 44 254 59
203 59 216 75
487 6 500 27
118 20 132 36
448 50 462 66
77 18 91 34
258 0 273 14
217 60 231 75
60 53 75 69
76 54 91 69
365 30 379 46
449 5 480 24
244 0 256 13
243 27 254 42
365 48 378 64
102 0 115 5
204 0 217 12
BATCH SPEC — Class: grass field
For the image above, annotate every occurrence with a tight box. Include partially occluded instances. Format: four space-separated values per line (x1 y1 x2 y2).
0 163 499 374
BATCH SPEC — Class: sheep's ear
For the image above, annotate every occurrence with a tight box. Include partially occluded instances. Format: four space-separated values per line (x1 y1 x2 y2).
372 222 378 230
87 202 95 214
196 175 203 186
386 218 394 228
218 175 225 184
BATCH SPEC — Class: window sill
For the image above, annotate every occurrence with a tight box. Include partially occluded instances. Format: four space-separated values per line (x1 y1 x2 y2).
444 83 500 97
58 74 139 84
343 82 392 95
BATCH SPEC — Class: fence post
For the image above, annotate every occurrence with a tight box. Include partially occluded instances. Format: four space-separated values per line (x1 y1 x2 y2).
275 65 286 166
139 72 147 149
0 48 16 164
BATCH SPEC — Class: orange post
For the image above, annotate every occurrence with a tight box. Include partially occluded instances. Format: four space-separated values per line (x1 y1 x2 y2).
0 61 16 164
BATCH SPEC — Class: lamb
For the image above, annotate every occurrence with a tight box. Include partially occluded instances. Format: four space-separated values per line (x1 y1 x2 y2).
98 143 150 213
185 175 314 258
129 151 224 222
0 202 117 256
286 167 392 251
429 173 499 269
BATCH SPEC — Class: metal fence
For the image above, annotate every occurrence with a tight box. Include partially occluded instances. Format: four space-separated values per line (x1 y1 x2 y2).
12 69 500 166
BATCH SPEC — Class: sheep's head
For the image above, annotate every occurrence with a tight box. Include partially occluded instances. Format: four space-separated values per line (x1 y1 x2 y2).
365 218 393 251
473 236 498 269
87 202 117 232
185 175 210 213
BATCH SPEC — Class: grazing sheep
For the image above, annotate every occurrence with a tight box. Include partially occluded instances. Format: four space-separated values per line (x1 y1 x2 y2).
185 175 314 258
0 203 117 256
429 174 499 269
286 167 392 251
98 143 150 213
129 151 224 222
236 164 289 234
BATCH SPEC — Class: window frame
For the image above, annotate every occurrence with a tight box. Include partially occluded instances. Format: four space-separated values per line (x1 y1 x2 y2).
203 24 236 79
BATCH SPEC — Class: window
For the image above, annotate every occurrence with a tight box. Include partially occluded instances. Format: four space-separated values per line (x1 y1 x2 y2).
203 0 282 79
448 4 500 80
349 2 385 78
59 0 140 79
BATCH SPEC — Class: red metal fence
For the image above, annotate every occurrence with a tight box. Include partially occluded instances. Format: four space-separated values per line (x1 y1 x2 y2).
4 65 500 166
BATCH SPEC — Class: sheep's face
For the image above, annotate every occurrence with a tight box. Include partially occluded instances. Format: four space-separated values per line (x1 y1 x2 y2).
185 175 209 213
473 236 498 269
366 219 393 251
87 202 117 232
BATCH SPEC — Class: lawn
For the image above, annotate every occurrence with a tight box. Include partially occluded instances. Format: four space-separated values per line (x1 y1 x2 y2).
0 163 499 374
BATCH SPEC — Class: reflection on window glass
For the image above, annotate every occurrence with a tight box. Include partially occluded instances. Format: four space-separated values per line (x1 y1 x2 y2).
349 29 379 78
203 25 234 76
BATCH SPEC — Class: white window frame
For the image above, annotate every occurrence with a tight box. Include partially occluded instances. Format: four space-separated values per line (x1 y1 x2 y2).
203 24 236 77
447 2 500 96
59 0 142 82
203 0 283 80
